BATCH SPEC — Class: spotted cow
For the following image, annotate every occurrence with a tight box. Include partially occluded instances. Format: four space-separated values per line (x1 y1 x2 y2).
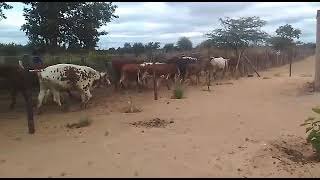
35 64 111 112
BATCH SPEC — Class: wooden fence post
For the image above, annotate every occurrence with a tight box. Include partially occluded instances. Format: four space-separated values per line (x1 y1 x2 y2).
289 48 292 77
314 10 320 91
152 53 158 100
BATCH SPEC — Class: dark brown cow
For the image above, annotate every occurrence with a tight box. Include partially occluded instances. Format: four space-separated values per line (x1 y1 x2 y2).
0 64 35 134
140 63 180 90
185 63 202 85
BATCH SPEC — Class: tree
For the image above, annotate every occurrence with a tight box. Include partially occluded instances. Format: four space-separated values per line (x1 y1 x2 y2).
145 42 160 61
0 2 12 21
108 47 116 53
145 42 160 50
132 42 145 57
177 37 192 51
269 24 301 77
123 42 132 53
197 39 213 49
163 43 175 53
67 2 118 50
205 16 268 57
21 2 118 52
269 24 301 51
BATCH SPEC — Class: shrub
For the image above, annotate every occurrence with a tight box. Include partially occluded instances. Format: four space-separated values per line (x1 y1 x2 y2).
172 84 184 99
87 51 111 71
301 107 320 157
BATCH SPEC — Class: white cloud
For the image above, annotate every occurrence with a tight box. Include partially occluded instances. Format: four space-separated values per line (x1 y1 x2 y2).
0 2 319 49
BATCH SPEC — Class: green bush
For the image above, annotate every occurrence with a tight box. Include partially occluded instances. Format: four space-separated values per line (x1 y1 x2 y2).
301 107 320 157
173 84 184 99
87 51 111 71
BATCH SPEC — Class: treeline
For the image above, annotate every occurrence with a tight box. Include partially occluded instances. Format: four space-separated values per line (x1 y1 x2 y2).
0 2 317 58
106 37 193 56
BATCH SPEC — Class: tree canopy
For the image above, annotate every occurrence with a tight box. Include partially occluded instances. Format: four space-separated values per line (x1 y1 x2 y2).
206 16 268 56
0 2 12 21
177 37 192 51
21 2 118 52
163 43 175 53
269 24 301 51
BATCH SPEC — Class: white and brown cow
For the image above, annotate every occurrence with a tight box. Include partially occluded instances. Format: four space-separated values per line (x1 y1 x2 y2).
35 64 111 112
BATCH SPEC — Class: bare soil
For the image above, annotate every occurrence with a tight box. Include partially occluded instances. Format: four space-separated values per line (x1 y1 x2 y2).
0 56 320 177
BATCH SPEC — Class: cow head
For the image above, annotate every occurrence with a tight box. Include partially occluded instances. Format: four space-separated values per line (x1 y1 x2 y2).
92 72 111 89
99 72 111 87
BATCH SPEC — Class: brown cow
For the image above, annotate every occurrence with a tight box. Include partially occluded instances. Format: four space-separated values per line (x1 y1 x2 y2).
119 63 142 90
140 63 180 90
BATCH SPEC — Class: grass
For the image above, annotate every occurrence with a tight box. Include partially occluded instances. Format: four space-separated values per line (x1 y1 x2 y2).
172 84 184 99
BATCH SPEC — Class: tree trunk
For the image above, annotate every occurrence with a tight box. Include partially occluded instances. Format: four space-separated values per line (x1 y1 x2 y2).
315 10 320 91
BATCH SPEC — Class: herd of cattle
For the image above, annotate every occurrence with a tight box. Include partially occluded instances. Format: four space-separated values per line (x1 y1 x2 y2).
0 55 235 115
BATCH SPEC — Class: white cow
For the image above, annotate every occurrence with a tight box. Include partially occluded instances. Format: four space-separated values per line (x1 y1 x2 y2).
209 57 230 80
35 64 111 111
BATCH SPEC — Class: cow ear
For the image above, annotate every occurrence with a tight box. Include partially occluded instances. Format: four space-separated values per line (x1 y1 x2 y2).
100 72 106 78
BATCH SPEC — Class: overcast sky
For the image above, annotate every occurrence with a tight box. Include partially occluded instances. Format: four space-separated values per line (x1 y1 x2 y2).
0 2 319 49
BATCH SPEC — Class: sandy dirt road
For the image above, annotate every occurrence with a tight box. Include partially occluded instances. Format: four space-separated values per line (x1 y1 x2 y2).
0 56 319 178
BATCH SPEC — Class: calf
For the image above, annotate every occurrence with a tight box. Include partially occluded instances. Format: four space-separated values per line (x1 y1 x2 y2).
0 64 35 134
119 63 142 89
36 64 111 112
110 57 139 89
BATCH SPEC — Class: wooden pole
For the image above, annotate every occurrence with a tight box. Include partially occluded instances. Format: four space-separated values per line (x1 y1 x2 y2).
315 10 320 91
152 54 158 100
289 48 293 77
244 56 261 77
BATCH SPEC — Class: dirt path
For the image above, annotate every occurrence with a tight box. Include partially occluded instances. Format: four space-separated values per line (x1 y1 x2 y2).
0 56 320 178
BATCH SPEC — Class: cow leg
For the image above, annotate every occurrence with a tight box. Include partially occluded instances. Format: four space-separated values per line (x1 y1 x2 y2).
195 74 199 85
9 88 17 110
52 89 62 107
43 89 50 104
136 77 142 93
67 90 74 99
80 90 92 109
156 78 161 90
165 74 171 90
119 71 126 89
37 88 47 114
